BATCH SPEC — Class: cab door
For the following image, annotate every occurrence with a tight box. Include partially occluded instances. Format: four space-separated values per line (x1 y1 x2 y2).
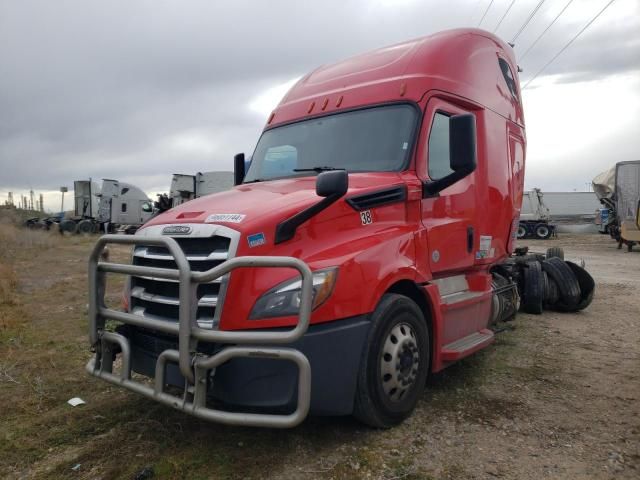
417 97 479 274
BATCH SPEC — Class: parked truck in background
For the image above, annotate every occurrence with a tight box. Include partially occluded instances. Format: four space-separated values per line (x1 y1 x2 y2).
59 179 154 234
518 188 555 239
612 161 640 251
87 29 594 428
593 166 617 235
169 171 234 207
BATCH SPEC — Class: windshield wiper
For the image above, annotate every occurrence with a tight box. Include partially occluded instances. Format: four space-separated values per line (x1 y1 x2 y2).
293 166 344 173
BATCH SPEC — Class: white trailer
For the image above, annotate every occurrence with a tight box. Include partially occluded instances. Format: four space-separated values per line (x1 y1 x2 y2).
169 171 234 207
614 161 640 251
539 192 601 221
518 188 555 239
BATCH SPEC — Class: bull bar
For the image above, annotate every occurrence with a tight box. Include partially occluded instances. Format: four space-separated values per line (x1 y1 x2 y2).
87 234 313 428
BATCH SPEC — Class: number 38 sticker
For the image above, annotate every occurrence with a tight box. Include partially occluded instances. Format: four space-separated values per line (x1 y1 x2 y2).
360 210 373 225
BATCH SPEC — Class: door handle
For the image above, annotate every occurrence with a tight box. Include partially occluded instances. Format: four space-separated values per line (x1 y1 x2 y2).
467 226 474 253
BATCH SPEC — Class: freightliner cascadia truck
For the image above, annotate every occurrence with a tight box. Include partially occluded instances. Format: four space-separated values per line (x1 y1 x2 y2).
87 29 594 428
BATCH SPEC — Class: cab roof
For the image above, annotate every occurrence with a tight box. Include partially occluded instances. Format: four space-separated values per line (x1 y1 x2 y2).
270 28 523 127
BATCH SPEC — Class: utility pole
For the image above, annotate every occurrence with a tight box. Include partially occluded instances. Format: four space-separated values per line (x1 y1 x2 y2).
39 193 44 212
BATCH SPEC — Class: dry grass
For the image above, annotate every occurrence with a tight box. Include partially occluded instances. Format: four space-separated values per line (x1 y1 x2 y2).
1 233 639 479
0 223 62 253
0 220 61 306
0 262 18 306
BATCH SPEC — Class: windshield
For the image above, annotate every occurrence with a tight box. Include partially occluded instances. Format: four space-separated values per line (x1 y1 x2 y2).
244 104 418 182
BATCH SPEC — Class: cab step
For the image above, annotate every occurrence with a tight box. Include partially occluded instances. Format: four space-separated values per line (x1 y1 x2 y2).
441 329 494 362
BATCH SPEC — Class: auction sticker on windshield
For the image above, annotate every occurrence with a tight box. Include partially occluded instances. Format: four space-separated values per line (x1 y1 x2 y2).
205 213 246 223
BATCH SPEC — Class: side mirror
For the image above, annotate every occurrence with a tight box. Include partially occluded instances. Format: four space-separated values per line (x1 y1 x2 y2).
316 169 348 198
141 202 153 213
449 113 477 172
423 113 477 197
234 153 245 186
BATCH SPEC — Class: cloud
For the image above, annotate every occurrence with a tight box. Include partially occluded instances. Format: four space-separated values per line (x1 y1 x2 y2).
0 0 638 209
249 77 302 118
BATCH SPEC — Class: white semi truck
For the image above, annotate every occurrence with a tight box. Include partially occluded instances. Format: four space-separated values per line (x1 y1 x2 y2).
59 179 154 234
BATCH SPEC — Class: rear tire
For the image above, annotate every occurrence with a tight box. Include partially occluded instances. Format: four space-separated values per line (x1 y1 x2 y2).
354 294 429 428
516 224 527 239
564 261 595 311
521 261 544 314
59 219 78 234
541 258 581 309
534 223 552 240
77 219 95 235
546 246 564 260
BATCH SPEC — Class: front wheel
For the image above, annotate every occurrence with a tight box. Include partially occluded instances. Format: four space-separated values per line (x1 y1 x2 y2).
354 294 429 428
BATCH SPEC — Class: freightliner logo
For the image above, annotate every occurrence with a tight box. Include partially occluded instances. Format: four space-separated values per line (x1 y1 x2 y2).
162 225 192 235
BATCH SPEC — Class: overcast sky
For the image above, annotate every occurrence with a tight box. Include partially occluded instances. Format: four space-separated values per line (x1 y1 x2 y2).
1 0 639 211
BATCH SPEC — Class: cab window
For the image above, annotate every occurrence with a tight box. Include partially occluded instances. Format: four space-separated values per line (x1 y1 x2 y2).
428 112 453 180
499 58 519 101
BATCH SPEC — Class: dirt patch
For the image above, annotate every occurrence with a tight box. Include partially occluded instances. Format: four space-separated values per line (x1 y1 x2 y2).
0 233 638 479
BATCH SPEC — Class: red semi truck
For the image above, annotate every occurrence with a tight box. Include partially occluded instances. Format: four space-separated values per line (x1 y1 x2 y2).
87 29 592 428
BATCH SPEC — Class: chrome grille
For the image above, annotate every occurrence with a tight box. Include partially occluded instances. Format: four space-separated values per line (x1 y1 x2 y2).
129 227 238 329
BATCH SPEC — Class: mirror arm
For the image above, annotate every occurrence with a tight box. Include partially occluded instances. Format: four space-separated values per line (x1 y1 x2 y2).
422 166 475 198
274 193 341 244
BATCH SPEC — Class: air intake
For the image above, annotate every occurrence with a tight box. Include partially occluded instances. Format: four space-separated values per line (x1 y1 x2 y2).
346 186 406 211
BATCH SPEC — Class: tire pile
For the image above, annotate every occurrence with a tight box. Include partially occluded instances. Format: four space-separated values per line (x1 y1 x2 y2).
518 247 595 314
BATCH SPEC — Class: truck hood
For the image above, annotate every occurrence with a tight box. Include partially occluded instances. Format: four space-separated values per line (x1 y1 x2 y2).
143 172 406 235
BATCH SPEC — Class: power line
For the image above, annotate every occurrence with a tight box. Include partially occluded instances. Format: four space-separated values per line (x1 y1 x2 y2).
522 0 617 89
477 0 495 27
520 0 575 62
511 0 546 43
494 0 517 33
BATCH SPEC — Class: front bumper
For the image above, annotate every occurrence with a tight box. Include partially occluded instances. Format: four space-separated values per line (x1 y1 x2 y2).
125 314 371 416
87 234 317 428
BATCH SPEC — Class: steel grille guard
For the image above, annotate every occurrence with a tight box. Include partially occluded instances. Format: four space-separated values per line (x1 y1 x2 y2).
87 234 313 428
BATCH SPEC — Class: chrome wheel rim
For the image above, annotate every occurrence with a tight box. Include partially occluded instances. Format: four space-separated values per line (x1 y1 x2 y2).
380 322 420 402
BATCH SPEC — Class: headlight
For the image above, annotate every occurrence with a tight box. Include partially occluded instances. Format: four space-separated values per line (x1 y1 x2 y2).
249 267 338 319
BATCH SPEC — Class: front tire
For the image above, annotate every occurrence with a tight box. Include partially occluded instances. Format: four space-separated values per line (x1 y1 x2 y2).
354 294 429 428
